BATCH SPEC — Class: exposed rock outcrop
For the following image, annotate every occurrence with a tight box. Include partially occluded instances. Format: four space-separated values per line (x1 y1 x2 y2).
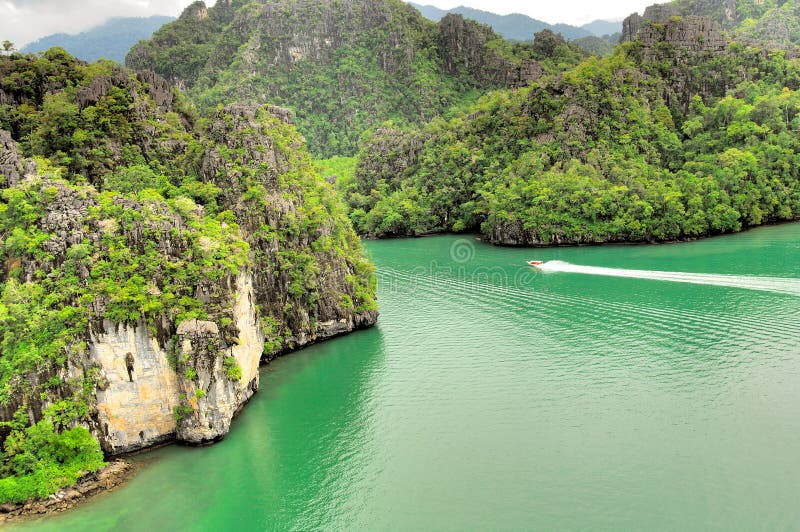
81 322 180 453
436 14 543 88
635 16 727 60
622 7 728 58
76 69 136 110
136 70 175 111
173 273 263 444
621 13 645 43
0 130 22 187
622 0 741 42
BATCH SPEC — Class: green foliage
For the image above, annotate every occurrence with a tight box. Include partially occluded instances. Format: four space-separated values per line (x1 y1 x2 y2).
173 402 194 423
222 356 242 382
314 156 357 186
103 165 171 194
348 45 800 243
0 408 105 504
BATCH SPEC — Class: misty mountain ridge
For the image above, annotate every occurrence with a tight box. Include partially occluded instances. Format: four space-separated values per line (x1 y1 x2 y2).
409 3 621 40
580 19 623 37
20 15 175 63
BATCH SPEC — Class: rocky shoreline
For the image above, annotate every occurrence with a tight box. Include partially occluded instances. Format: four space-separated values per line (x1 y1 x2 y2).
0 461 135 524
0 315 378 524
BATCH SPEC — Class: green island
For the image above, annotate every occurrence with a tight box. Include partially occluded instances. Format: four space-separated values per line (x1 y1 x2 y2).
0 0 799 521
0 47 375 505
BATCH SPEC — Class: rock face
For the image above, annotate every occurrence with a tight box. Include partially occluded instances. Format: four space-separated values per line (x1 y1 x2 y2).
80 273 263 454
436 14 543 88
83 322 180 453
621 13 645 43
636 16 727 60
173 273 263 444
76 69 136 111
622 0 741 40
0 131 22 187
621 8 728 57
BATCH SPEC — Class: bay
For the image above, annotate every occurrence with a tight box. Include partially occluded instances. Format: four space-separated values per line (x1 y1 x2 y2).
14 223 800 531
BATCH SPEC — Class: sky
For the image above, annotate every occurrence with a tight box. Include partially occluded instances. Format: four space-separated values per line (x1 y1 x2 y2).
0 0 654 48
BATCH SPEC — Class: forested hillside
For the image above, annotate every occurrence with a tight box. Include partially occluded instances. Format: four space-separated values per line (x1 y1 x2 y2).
345 16 800 244
126 0 579 157
0 48 376 503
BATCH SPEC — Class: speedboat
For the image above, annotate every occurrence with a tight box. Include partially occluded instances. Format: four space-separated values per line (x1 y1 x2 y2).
527 260 544 267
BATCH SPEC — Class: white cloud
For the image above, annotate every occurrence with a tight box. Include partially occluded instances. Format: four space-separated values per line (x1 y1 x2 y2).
0 0 216 48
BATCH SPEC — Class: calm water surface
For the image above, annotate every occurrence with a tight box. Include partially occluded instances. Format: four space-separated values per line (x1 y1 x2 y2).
15 224 800 530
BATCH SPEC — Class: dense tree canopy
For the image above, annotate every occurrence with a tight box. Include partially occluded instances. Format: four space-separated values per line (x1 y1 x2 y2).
344 42 800 244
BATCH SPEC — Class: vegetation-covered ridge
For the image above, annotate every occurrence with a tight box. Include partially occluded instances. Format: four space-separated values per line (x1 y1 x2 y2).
624 0 800 49
126 0 584 157
345 32 800 244
0 48 376 503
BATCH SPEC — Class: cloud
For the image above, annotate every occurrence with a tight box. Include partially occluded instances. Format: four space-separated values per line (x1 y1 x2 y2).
0 0 214 47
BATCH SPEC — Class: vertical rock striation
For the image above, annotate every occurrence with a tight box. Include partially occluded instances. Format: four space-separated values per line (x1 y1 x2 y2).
79 273 265 454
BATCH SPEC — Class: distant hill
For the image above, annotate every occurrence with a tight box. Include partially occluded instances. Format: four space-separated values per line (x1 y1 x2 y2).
408 3 591 41
21 16 174 63
572 34 620 56
580 19 622 37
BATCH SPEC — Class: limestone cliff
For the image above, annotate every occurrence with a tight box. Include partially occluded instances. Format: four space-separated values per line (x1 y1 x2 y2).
621 8 728 58
0 50 377 457
436 14 543 88
618 11 733 111
78 272 263 453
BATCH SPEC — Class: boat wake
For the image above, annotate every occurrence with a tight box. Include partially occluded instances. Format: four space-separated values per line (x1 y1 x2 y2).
537 261 800 296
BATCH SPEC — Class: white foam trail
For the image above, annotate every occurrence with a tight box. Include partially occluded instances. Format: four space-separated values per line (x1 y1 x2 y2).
380 268 800 338
538 261 800 296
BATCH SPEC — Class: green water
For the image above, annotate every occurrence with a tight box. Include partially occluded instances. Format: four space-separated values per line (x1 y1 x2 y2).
15 224 800 531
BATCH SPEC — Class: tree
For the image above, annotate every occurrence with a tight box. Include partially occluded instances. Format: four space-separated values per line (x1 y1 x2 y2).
2 41 14 54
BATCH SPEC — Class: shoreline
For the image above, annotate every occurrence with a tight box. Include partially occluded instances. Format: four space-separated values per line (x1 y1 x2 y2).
0 318 379 524
0 461 136 524
358 219 800 248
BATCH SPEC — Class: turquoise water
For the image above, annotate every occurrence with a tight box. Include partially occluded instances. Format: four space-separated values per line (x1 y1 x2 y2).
15 223 800 530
